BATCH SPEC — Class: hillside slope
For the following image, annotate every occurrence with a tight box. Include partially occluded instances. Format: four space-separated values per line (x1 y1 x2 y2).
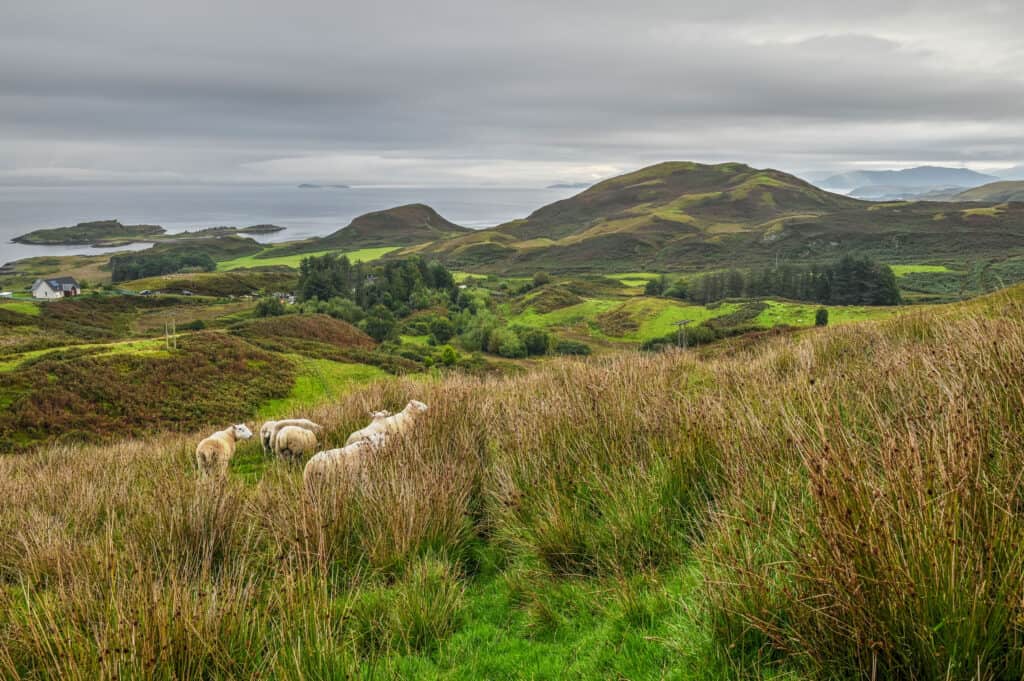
267 204 470 257
950 180 1024 202
406 162 1024 274
4 285 1024 678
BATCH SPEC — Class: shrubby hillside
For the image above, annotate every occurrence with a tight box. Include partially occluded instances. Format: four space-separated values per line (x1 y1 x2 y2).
1 284 1023 678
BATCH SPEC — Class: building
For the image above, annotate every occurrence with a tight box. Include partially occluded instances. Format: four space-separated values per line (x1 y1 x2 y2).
31 276 80 300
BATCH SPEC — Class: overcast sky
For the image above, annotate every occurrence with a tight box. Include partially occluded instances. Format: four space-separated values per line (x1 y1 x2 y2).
2 0 1022 186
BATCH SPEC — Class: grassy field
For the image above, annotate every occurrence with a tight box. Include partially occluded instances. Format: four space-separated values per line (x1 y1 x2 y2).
257 356 387 418
3 286 1024 677
508 293 899 344
0 300 40 316
889 264 953 277
218 246 401 271
753 300 900 327
604 272 662 287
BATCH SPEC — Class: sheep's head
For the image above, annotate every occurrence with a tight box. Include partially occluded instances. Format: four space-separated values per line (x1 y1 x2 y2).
406 400 428 415
233 424 253 440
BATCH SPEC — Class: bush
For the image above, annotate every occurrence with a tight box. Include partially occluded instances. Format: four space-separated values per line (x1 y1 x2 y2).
487 327 527 358
438 345 458 367
815 307 829 326
554 339 592 356
255 297 286 317
179 319 207 331
518 328 552 356
428 317 456 343
532 271 551 288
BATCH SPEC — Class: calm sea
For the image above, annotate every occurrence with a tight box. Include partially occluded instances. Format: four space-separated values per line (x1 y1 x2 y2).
0 184 577 264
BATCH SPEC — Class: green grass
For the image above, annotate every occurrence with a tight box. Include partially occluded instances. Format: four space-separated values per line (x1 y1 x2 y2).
401 335 431 346
890 264 953 277
753 300 901 328
622 298 741 340
605 272 661 287
258 356 387 418
0 300 41 316
218 246 401 271
508 296 745 342
363 562 774 680
0 337 173 372
508 298 620 330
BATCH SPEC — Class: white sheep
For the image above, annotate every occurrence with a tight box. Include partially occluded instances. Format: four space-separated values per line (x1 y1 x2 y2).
273 425 319 460
260 418 322 453
303 434 384 496
344 400 428 446
195 424 253 477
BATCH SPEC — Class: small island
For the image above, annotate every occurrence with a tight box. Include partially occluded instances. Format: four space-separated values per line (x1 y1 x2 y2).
14 220 165 246
298 183 350 189
14 220 286 247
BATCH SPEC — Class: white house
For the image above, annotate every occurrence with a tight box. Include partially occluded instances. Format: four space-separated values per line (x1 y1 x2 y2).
31 277 80 300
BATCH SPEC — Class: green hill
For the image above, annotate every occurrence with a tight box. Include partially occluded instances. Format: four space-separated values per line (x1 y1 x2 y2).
266 204 470 257
951 180 1024 202
405 162 1024 274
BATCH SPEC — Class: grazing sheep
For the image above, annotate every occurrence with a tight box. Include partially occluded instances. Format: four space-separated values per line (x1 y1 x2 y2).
274 425 319 460
303 434 384 496
196 424 253 477
260 418 322 453
344 400 428 446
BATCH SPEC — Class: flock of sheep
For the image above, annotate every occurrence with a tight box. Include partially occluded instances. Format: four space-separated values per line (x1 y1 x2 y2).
194 400 430 494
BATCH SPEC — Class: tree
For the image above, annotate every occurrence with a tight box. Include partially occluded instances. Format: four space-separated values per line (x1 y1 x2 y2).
645 275 668 296
532 271 551 288
815 308 829 326
361 304 396 341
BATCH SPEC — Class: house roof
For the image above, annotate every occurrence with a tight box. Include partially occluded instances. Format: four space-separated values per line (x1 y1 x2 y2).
33 276 79 291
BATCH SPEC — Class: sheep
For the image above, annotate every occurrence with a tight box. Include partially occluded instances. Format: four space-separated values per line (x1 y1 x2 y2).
195 424 253 477
344 400 428 446
260 418 322 453
273 425 319 460
303 434 384 496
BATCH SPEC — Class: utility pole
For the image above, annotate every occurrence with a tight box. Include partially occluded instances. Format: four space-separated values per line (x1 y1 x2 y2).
672 319 693 350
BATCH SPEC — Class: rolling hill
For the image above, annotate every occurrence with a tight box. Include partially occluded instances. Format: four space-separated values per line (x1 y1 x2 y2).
403 162 1024 274
265 203 470 257
948 180 1024 203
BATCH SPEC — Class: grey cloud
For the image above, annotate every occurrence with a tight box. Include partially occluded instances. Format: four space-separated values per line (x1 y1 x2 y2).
1 0 1022 185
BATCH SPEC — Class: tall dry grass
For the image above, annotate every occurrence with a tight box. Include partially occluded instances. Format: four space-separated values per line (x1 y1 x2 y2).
2 290 1024 678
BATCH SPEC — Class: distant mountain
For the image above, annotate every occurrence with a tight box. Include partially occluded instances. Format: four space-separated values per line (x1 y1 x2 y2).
402 161 1024 274
268 204 471 256
948 181 1024 203
547 182 592 189
847 185 968 201
298 183 350 189
819 166 998 194
998 166 1024 181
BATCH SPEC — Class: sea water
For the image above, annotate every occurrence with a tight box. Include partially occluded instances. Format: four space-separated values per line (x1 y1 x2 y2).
0 184 577 264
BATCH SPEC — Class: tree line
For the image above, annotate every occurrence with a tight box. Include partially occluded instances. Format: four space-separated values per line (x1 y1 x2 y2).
674 256 901 306
109 251 217 283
